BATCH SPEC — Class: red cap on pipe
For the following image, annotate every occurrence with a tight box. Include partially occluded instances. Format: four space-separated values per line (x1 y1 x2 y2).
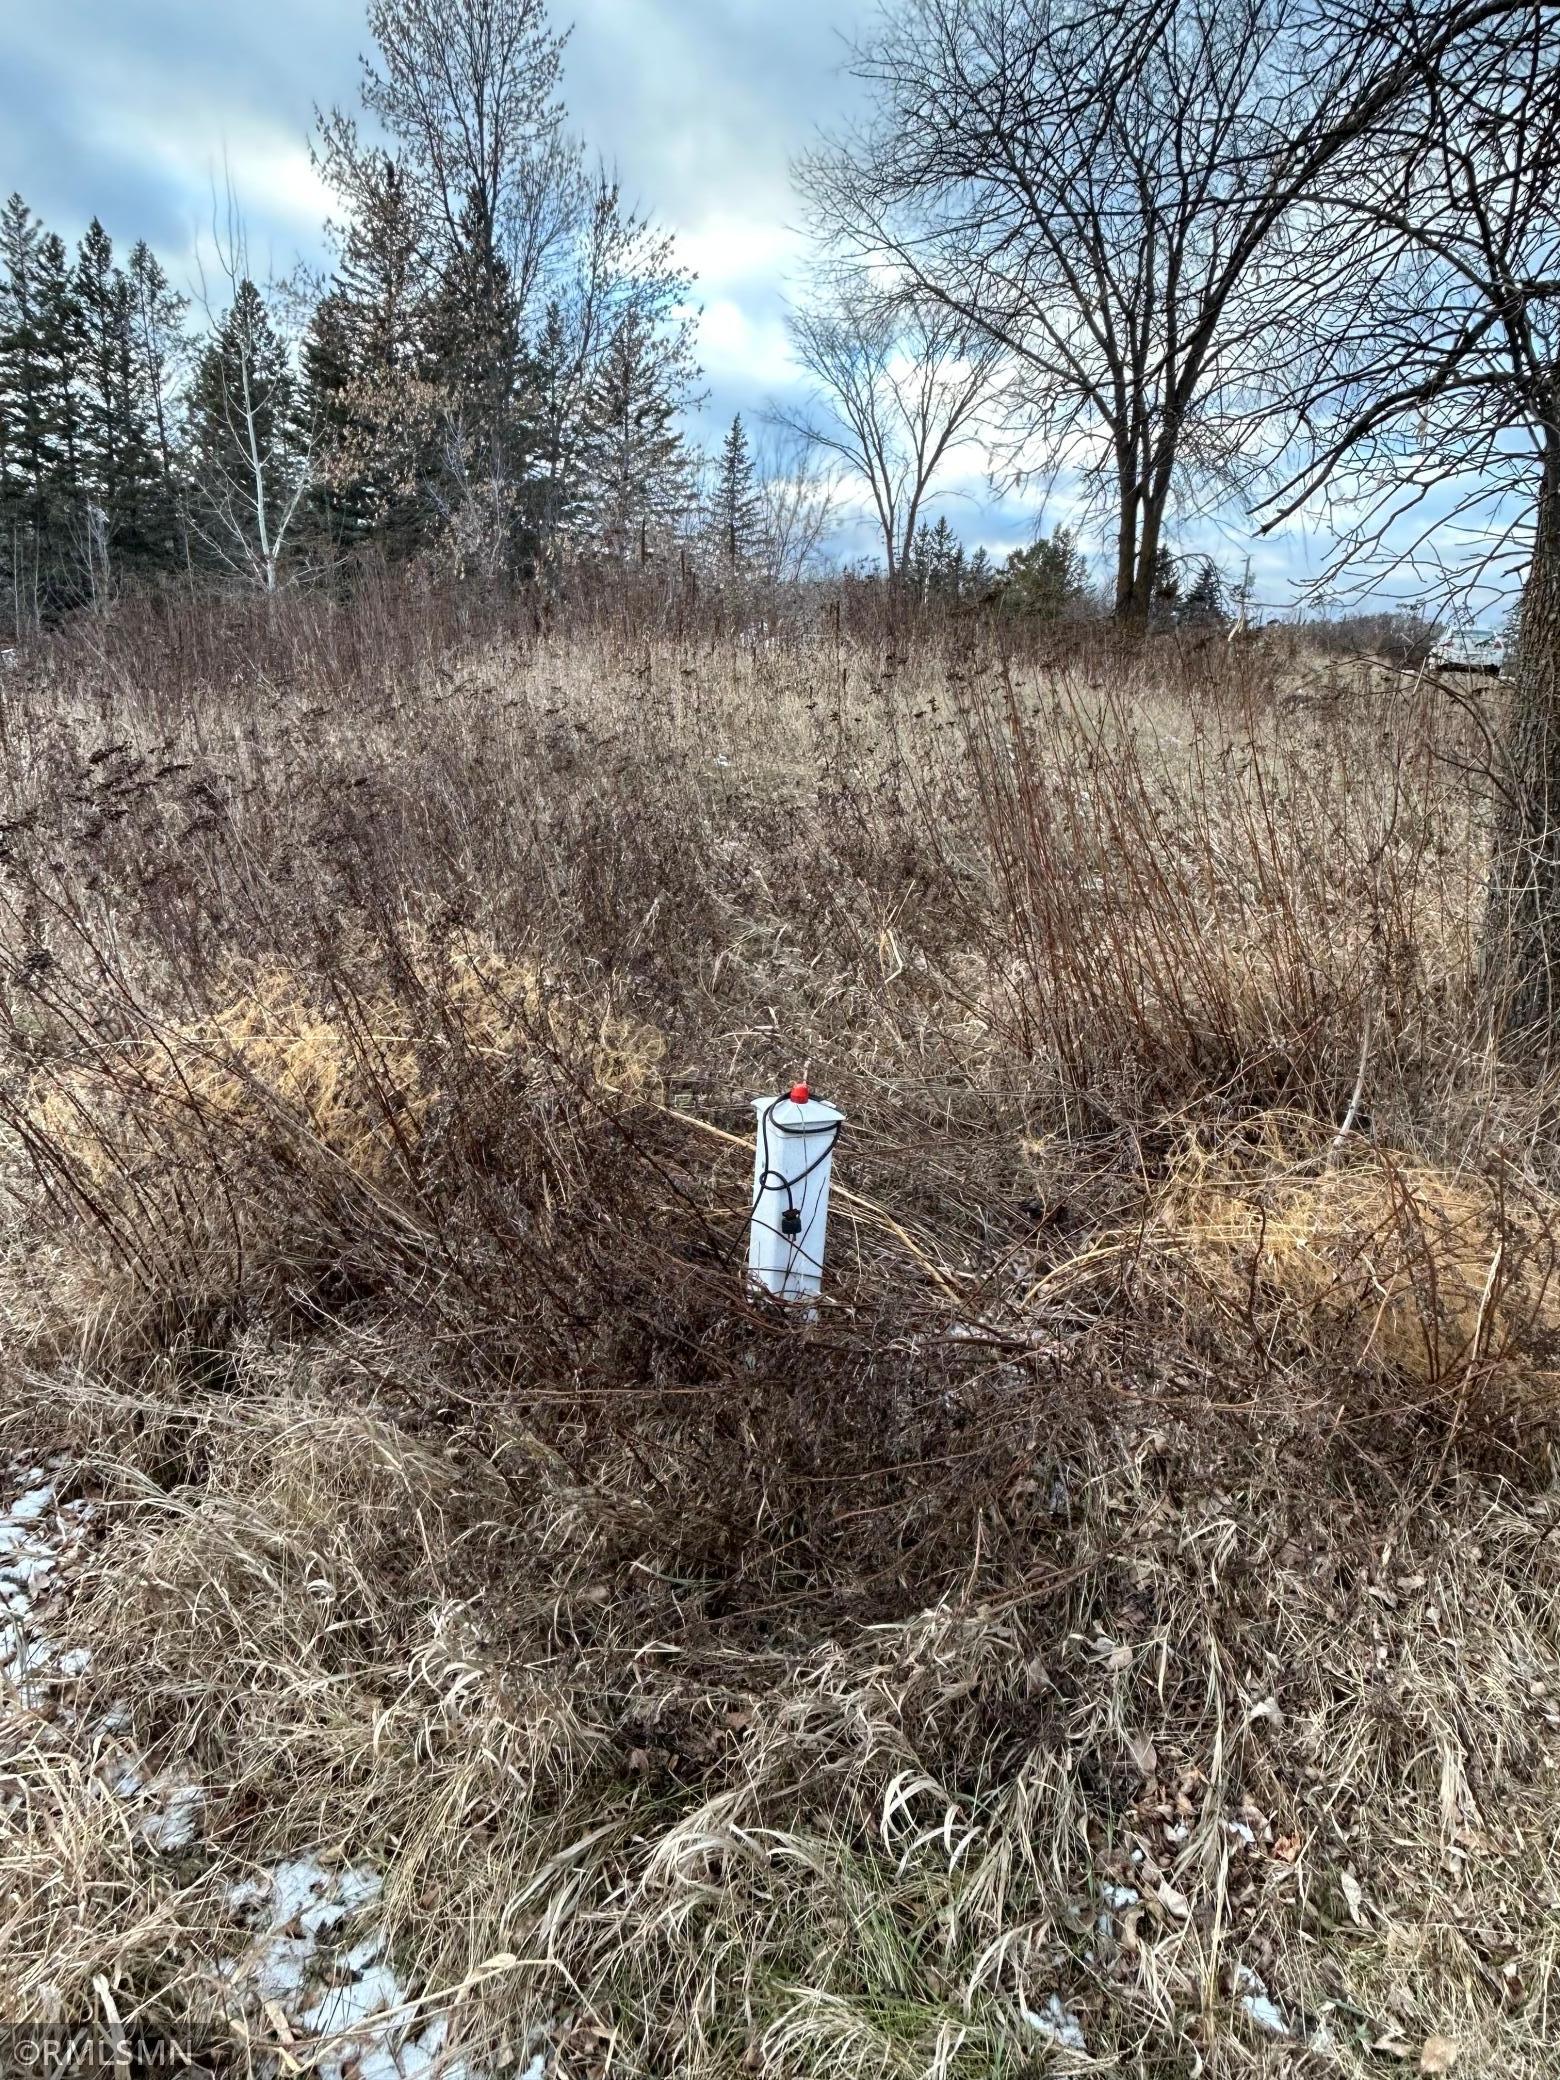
789 1082 810 1103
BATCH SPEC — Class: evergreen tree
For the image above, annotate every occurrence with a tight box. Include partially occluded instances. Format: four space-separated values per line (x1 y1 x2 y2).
33 233 82 505
523 297 590 556
924 516 965 597
709 413 761 566
997 528 1091 618
336 155 425 386
418 192 529 569
908 520 933 595
74 220 122 504
421 194 521 429
313 153 432 555
0 199 91 611
1179 556 1229 628
0 193 50 624
125 241 189 570
72 219 161 580
0 194 50 527
581 308 695 561
1151 542 1180 620
905 516 968 598
298 288 365 557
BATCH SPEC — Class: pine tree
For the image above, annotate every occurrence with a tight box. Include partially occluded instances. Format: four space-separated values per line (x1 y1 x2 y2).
314 153 433 555
72 219 162 581
74 220 121 506
33 233 82 505
298 288 365 558
581 309 694 561
0 193 50 624
1179 556 1229 628
418 192 528 569
925 516 964 597
908 520 934 596
998 528 1090 618
523 297 589 556
336 155 424 387
351 157 429 493
0 200 92 610
709 413 761 567
421 194 521 426
0 195 49 526
1151 542 1180 618
125 241 189 570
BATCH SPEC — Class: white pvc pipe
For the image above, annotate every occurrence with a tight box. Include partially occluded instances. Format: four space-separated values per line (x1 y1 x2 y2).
748 1088 844 1305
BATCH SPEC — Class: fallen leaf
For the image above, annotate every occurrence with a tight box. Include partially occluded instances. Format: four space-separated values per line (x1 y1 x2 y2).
1127 1730 1158 1775
1420 2037 1459 2074
1340 1868 1364 1924
1089 1635 1134 1671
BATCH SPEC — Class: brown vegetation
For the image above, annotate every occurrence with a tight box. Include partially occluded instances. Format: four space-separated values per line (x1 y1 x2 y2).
2 585 1557 2077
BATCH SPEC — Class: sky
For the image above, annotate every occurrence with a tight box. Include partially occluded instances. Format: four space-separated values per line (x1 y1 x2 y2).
0 0 1512 614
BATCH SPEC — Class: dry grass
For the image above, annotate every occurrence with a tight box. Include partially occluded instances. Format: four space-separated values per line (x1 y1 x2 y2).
2 589 1558 2077
1145 1120 1560 1446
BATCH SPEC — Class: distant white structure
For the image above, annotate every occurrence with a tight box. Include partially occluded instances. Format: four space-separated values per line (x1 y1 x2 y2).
748 1085 844 1306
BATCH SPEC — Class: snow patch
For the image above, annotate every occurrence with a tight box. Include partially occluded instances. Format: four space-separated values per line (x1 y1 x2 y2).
139 1778 205 1852
1020 1993 1089 2052
1235 1963 1295 2040
0 1465 95 1704
222 1856 499 2077
3 1462 507 2078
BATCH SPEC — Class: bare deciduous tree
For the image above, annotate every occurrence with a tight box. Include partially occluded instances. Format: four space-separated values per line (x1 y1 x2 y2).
776 280 994 583
1266 1 1560 1041
336 0 580 306
186 197 315 593
801 0 1528 624
754 432 839 583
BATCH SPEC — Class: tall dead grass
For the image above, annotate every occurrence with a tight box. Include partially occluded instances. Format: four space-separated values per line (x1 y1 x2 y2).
2 588 1558 2077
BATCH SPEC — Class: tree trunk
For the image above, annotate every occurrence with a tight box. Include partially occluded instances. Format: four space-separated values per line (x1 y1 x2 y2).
1113 478 1141 623
1485 437 1560 1050
1132 492 1168 629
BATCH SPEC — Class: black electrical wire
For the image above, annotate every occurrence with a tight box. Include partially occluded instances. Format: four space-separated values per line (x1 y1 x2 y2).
748 1087 843 1284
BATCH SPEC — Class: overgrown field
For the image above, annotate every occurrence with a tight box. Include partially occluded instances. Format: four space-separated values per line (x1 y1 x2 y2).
2 590 1558 2078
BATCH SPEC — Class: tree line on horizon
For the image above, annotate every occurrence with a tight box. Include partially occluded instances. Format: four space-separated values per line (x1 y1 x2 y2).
3 0 1555 662
785 0 1555 1038
0 169 1157 633
0 0 854 627
0 179 778 621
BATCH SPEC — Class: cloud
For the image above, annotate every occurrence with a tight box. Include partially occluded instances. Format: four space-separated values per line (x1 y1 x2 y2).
2 0 352 272
1 0 1503 602
678 215 804 298
565 0 866 233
